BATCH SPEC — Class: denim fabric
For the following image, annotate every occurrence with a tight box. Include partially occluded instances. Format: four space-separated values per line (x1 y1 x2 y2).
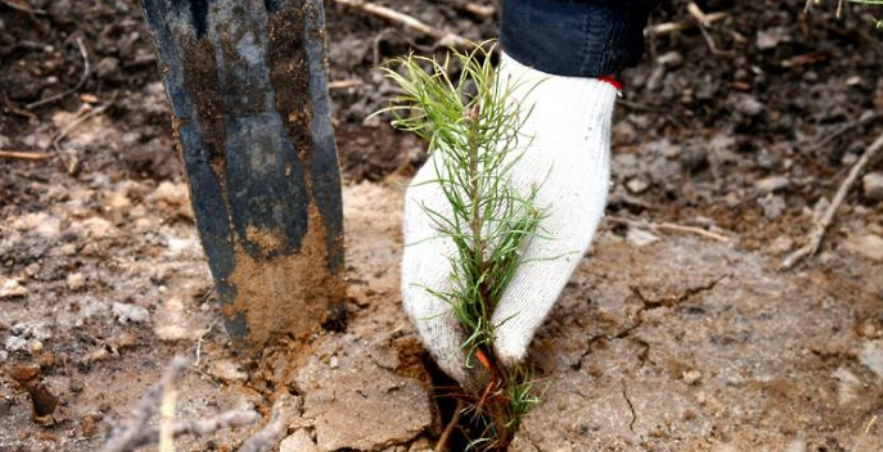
500 0 661 78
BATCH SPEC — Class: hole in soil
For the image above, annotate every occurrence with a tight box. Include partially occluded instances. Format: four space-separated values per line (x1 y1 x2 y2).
421 354 516 451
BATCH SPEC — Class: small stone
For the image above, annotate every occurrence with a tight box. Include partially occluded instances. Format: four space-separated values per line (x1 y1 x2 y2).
785 436 807 452
0 350 8 363
280 429 319 452
12 212 61 237
102 191 131 211
152 181 189 206
74 217 116 239
154 297 196 341
627 227 660 248
94 56 120 80
29 340 44 354
862 172 883 202
112 303 150 324
626 178 650 194
67 273 86 291
13 321 52 340
759 193 786 219
0 278 27 299
24 263 40 277
329 355 339 369
59 243 77 256
755 176 790 194
5 336 27 352
768 236 794 255
843 234 883 262
209 359 248 383
730 93 765 116
682 370 702 385
655 51 684 67
756 27 791 50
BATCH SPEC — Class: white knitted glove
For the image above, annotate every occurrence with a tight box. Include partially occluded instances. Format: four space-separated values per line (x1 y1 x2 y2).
401 51 618 387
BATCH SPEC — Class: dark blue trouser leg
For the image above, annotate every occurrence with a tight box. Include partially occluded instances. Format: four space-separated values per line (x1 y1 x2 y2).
500 0 661 78
140 0 345 347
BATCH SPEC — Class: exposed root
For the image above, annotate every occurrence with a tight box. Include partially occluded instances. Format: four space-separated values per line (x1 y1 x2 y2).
435 399 464 452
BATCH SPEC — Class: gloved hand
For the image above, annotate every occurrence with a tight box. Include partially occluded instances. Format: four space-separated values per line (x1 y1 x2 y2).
401 51 619 388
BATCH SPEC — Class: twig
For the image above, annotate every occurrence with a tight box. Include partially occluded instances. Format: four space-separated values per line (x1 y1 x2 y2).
0 150 53 161
781 130 883 269
99 358 189 452
645 11 727 36
849 415 877 452
808 111 882 154
236 399 290 452
158 377 177 452
656 222 731 243
332 0 470 47
687 2 734 57
27 37 90 109
99 357 261 452
328 79 365 90
115 411 260 451
687 1 713 26
193 321 216 367
610 216 732 243
464 3 495 19
435 400 464 452
0 0 46 15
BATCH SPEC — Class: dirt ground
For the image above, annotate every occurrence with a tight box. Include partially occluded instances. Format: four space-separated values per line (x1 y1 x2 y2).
2 0 883 451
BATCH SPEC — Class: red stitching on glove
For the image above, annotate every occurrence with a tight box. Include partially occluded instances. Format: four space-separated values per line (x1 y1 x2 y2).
597 75 622 91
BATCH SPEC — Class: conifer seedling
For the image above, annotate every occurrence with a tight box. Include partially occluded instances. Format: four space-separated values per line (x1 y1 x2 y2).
377 42 547 450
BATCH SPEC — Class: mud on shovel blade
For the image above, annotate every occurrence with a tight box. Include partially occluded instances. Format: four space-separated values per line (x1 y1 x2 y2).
140 0 345 347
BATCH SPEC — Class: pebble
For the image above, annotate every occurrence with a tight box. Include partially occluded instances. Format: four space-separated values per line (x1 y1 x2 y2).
208 359 248 383
280 429 319 452
67 273 86 291
5 336 27 352
0 350 7 363
768 236 794 255
627 228 660 248
112 302 150 324
152 181 189 206
843 234 883 262
759 193 786 219
29 339 44 354
656 51 684 67
785 436 807 452
730 93 765 117
626 178 651 194
682 370 702 385
0 278 27 299
755 176 790 194
13 321 52 340
153 297 197 341
862 172 883 201
12 212 61 238
74 217 116 239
